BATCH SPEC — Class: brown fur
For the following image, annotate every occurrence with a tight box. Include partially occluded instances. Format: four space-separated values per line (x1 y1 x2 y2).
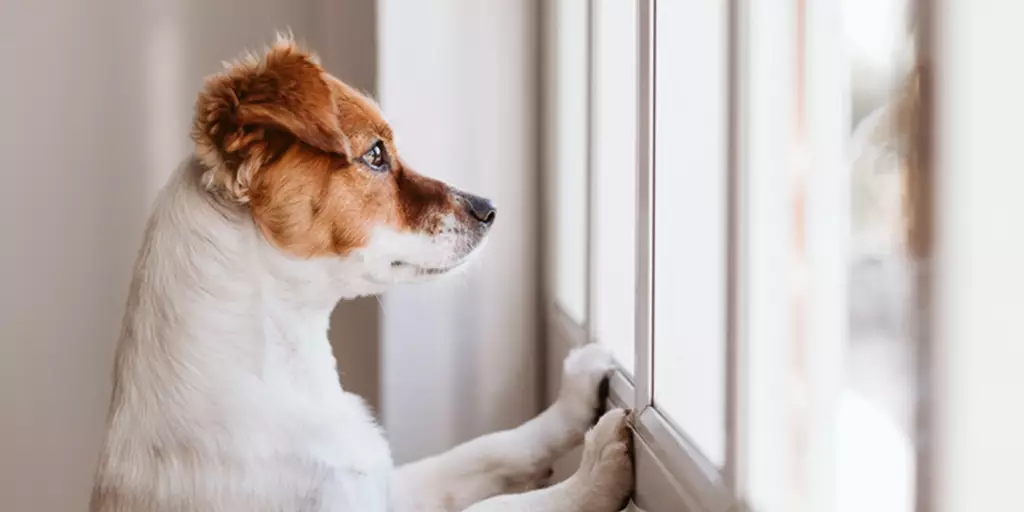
191 37 460 258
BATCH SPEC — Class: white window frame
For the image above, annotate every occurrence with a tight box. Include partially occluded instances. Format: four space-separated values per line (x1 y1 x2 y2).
545 1 1024 512
628 0 738 504
540 1 964 511
543 0 755 510
542 0 799 508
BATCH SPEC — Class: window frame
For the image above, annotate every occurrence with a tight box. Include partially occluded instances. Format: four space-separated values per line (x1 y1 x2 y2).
544 0 746 510
544 0 938 511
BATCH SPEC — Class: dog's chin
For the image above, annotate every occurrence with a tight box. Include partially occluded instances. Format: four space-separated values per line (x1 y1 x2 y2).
360 234 489 287
360 257 466 287
389 256 472 279
383 245 484 283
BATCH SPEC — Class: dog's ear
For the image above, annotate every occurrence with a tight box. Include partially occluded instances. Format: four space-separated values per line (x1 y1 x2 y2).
192 35 350 203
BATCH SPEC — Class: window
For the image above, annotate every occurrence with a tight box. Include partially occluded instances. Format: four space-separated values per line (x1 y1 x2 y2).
590 0 637 373
547 0 589 325
651 0 729 467
546 1 735 508
544 0 933 511
836 0 919 510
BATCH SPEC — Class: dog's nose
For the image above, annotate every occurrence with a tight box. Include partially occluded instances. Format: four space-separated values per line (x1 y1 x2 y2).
462 193 497 226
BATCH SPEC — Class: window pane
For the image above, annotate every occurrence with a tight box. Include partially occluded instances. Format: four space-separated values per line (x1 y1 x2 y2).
741 1 922 510
591 0 637 372
839 0 919 510
652 0 729 466
551 0 590 323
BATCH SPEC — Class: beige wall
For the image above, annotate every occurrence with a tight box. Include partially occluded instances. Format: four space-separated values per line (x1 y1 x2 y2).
0 1 377 510
376 0 542 463
317 0 384 423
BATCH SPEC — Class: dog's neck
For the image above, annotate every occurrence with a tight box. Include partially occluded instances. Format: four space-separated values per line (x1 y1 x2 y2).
111 158 350 412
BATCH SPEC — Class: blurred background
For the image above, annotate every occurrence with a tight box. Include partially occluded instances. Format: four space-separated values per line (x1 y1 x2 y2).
1 1 1022 512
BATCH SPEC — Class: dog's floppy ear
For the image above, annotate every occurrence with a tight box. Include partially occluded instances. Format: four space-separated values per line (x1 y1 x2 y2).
192 35 350 202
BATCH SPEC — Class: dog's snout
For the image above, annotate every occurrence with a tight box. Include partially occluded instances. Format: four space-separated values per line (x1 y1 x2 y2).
460 193 497 226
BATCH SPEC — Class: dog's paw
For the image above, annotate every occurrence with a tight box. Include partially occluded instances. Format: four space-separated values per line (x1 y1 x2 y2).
574 408 634 511
556 344 616 428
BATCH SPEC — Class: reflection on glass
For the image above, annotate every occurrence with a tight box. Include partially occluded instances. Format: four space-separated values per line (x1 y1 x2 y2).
839 0 919 510
651 0 728 467
590 0 637 373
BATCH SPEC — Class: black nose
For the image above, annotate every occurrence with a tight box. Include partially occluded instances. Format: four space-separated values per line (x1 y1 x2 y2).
461 193 497 226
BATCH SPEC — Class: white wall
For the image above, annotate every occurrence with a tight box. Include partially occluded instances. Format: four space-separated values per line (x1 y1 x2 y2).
0 1 377 509
377 0 542 463
933 1 1024 510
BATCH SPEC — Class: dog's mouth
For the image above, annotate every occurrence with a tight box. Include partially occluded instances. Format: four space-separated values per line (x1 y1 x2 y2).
390 260 459 276
385 235 486 279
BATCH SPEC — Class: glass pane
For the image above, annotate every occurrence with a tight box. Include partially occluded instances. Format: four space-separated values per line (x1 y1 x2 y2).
590 0 637 372
551 0 590 324
652 0 729 466
839 0 919 510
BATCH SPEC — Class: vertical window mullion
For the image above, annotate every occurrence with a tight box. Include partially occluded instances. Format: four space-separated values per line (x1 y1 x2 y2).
801 0 849 510
725 0 742 493
583 0 595 340
735 0 799 508
635 0 655 409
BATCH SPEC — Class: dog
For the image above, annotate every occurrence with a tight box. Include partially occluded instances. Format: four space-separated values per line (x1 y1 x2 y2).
89 35 633 511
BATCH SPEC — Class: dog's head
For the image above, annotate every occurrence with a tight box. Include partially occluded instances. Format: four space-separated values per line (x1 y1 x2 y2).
191 36 494 294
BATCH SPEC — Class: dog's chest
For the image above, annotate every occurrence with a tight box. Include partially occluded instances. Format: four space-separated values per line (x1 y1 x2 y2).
94 390 395 512
294 392 394 510
210 385 394 510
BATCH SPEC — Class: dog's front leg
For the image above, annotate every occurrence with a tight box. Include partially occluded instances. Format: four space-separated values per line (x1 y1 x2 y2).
389 344 616 512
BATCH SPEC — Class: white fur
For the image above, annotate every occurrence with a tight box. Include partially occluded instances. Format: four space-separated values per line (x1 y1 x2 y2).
90 158 632 511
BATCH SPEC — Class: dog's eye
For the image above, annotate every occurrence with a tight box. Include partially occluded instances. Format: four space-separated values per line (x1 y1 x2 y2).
361 141 389 172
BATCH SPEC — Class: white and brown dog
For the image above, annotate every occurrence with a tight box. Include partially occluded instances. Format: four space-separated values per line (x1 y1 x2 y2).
89 36 633 511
